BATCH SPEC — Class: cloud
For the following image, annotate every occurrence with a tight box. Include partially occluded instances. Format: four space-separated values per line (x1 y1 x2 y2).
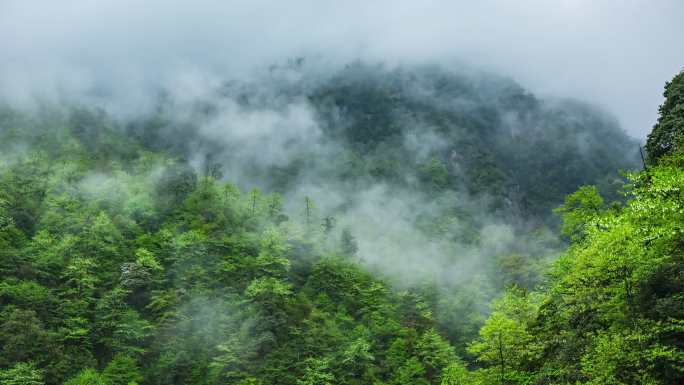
1 0 682 136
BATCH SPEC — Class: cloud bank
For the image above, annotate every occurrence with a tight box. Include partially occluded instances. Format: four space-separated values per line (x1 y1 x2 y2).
1 0 683 137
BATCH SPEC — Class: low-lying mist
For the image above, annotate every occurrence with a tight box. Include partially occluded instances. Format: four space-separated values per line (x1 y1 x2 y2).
1 60 640 292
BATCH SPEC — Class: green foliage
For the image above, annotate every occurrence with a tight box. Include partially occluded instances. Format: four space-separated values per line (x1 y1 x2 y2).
415 329 458 382
63 368 107 385
440 362 471 385
469 155 684 384
646 69 684 163
553 185 605 241
102 354 143 385
0 308 52 369
419 158 451 191
467 289 539 384
392 357 429 385
297 358 335 385
0 362 44 385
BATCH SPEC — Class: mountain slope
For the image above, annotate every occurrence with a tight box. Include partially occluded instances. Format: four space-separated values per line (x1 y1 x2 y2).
0 63 649 385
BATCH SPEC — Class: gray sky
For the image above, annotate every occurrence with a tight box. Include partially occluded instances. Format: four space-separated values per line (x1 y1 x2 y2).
1 0 683 138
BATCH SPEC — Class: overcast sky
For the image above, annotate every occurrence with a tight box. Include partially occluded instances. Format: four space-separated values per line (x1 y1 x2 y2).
1 0 682 138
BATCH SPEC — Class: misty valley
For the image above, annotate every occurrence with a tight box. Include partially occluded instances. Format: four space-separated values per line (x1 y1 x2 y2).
1 60 682 385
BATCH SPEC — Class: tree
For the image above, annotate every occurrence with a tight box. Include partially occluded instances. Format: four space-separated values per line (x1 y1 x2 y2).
63 368 107 385
297 358 334 385
102 353 143 385
339 336 375 382
119 248 163 291
249 189 261 218
322 216 335 238
267 193 287 223
0 362 44 385
340 228 358 257
391 357 429 385
155 163 197 214
646 70 684 163
467 289 539 385
245 277 292 305
210 343 248 384
553 185 604 241
419 157 451 191
0 308 51 368
414 329 458 383
62 257 99 301
254 227 291 279
81 212 124 265
440 362 471 385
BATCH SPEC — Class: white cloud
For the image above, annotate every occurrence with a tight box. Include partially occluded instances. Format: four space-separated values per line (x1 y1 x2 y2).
1 0 682 136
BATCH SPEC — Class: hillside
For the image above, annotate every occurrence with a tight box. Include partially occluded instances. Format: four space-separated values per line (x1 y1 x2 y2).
1 65 676 385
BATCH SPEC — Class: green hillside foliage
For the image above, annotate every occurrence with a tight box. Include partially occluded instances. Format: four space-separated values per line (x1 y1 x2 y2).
1 66 681 385
0 109 484 385
466 157 684 384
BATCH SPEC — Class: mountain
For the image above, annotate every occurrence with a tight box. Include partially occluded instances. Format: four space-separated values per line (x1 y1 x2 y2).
0 63 664 385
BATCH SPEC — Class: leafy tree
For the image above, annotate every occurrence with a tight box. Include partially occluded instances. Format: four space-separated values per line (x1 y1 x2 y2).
62 257 99 302
419 158 451 191
102 354 143 385
646 70 684 163
415 329 457 383
440 362 471 385
391 357 429 385
467 289 539 385
63 368 107 385
0 307 52 368
253 227 291 278
553 185 605 241
0 362 44 385
297 357 334 385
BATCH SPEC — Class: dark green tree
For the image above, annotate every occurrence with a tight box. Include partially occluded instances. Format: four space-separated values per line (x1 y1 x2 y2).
646 70 684 163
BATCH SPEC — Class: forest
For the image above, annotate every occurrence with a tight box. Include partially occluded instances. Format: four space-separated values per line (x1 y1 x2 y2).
0 62 682 385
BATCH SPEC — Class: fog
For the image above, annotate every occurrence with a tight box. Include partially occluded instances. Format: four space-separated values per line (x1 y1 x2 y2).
0 0 665 288
2 0 683 137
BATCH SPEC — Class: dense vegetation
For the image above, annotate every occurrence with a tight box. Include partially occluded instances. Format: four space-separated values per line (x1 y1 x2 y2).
0 65 681 385
130 63 639 222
